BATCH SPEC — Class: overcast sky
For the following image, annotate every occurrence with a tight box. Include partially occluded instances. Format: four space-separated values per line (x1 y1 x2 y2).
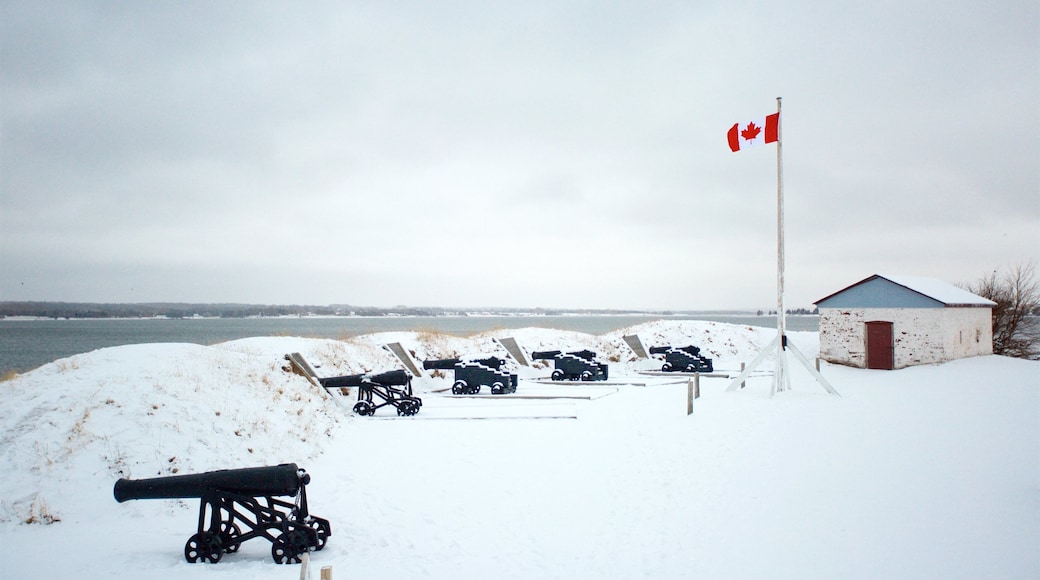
2 1 1037 310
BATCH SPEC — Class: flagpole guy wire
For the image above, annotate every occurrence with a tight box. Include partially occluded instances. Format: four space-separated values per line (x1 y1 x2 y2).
726 97 839 396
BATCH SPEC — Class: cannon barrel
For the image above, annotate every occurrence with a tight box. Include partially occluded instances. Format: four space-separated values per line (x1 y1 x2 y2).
530 350 562 360
319 372 366 388
423 358 461 370
472 356 505 369
678 345 702 355
320 369 410 389
367 369 411 386
114 463 302 503
567 349 597 360
648 346 672 355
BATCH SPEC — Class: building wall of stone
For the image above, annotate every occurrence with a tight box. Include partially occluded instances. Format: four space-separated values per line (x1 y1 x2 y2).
818 308 869 367
939 307 993 359
818 307 992 369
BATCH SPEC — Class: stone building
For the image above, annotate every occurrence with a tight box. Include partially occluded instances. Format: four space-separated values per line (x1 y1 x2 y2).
813 274 995 369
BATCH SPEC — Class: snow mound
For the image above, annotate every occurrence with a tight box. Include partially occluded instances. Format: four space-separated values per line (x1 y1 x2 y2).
0 320 763 524
0 341 341 525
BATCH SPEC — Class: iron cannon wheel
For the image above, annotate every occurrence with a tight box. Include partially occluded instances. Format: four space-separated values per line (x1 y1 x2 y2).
219 521 242 553
185 531 224 563
308 519 331 551
451 380 467 395
491 382 504 394
397 400 419 416
581 370 593 381
662 363 673 372
353 400 374 416
271 524 317 564
551 370 564 381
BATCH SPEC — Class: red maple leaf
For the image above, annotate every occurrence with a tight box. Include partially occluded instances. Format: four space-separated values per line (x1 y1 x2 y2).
740 122 762 142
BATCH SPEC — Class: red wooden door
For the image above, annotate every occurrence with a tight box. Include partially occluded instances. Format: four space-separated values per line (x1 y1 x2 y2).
866 321 894 370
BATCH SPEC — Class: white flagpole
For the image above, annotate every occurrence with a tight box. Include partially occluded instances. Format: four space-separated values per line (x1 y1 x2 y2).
773 96 789 394
726 97 839 397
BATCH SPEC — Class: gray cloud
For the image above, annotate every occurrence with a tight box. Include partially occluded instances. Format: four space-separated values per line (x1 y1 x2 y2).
2 0 1037 309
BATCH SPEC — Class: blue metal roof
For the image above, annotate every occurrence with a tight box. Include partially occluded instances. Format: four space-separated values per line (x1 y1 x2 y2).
814 274 995 309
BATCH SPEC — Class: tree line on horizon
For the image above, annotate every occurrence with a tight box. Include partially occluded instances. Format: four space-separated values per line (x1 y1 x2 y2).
0 302 694 320
0 302 347 319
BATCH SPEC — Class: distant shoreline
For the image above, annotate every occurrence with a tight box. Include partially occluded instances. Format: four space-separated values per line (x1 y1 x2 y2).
0 302 817 321
1 311 821 322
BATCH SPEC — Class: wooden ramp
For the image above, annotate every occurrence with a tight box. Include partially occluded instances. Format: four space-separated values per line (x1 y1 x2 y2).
495 336 530 366
284 353 322 387
435 385 619 400
530 379 650 387
383 342 423 377
622 334 648 359
285 352 359 413
365 400 579 420
636 370 734 379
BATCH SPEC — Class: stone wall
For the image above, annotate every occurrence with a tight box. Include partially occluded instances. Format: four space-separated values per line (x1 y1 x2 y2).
939 307 993 359
819 307 993 369
818 308 869 367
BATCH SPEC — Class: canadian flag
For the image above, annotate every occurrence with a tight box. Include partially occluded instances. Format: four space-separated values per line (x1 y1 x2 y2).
727 112 779 152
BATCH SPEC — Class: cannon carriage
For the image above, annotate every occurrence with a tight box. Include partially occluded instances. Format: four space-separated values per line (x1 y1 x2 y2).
530 349 609 382
114 463 330 564
649 345 714 373
320 369 422 416
423 357 518 395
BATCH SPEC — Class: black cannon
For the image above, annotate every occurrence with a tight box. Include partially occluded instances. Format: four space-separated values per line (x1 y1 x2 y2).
423 357 518 395
649 345 714 373
320 369 422 416
530 349 609 381
114 463 330 564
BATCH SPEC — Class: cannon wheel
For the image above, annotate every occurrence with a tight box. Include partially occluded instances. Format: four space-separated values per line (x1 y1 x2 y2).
580 370 593 381
491 382 503 395
551 370 564 381
271 524 316 564
396 399 419 417
451 380 467 395
219 521 242 553
353 400 374 416
308 519 331 551
662 362 673 372
185 531 224 563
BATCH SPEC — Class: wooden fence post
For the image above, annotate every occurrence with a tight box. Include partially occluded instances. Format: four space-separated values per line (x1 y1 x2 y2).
740 362 746 389
321 565 333 580
687 374 700 415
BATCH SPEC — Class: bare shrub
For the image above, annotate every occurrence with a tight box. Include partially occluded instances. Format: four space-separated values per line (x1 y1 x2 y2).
966 260 1040 359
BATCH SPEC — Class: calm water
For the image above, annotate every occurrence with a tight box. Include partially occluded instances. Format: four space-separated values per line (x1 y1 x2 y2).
0 314 818 375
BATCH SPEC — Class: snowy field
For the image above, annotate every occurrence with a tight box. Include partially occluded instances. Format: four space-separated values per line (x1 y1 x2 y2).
0 320 1037 579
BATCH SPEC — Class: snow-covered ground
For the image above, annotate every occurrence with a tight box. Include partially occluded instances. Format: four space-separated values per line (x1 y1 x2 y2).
0 320 1036 579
